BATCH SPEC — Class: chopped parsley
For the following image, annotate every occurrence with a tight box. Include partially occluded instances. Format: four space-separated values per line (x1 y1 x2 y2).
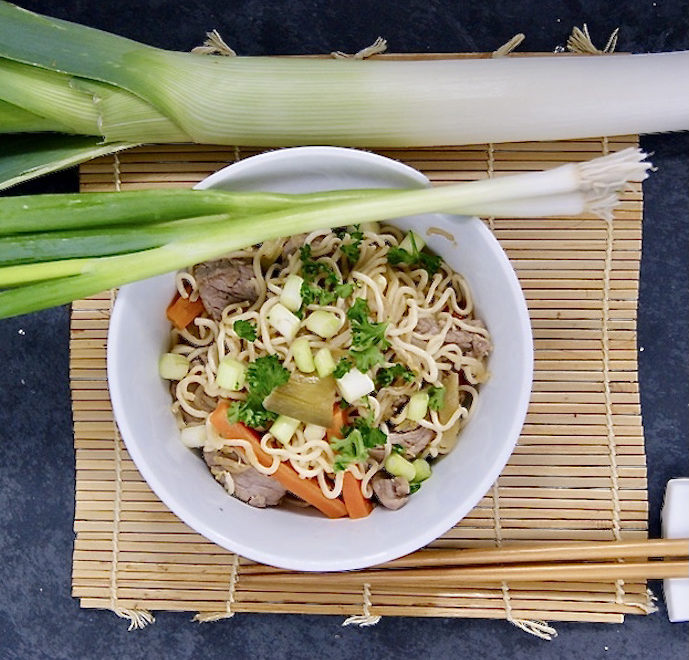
387 233 442 275
346 298 389 372
428 385 446 411
331 416 387 471
375 363 416 388
233 319 257 342
227 355 289 428
333 356 353 379
298 244 355 313
391 443 405 455
340 226 364 264
409 482 422 494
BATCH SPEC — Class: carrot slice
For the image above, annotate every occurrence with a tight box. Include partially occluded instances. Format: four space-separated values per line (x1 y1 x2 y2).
209 402 347 519
326 404 349 442
342 472 373 519
166 293 205 330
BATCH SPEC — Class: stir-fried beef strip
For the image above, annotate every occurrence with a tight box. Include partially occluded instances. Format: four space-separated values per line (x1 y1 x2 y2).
193 258 259 320
371 473 410 510
203 450 286 508
388 422 435 459
413 315 492 359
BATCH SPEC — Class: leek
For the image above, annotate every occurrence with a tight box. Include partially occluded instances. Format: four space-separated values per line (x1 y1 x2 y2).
0 148 652 319
0 1 686 188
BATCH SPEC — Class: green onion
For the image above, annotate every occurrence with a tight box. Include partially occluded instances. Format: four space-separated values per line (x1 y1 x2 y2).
305 310 341 339
291 337 316 374
0 149 652 319
411 458 432 482
280 274 304 312
215 357 247 391
384 454 416 482
267 303 301 341
406 392 429 422
270 415 301 445
314 348 337 378
158 353 189 381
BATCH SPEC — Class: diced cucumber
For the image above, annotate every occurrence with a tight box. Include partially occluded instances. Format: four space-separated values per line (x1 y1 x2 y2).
280 273 304 312
179 424 207 448
412 458 431 482
399 230 425 253
384 453 416 481
406 391 429 421
292 337 315 373
336 368 374 403
270 415 301 444
303 423 327 442
305 310 341 339
159 352 190 380
268 302 301 340
216 357 246 391
314 347 336 377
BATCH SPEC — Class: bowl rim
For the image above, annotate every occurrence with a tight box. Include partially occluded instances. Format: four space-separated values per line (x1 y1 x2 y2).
108 146 534 571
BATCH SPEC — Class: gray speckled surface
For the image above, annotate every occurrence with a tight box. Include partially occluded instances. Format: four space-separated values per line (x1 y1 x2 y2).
1 1 687 658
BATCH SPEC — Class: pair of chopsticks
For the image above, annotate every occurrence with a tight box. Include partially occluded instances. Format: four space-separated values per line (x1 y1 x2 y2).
240 539 689 586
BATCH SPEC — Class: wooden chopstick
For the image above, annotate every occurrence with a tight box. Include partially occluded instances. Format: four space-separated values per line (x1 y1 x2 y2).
379 537 689 569
240 559 689 588
237 538 689 576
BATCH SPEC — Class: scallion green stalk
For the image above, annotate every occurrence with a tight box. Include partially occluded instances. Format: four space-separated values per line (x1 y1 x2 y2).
0 148 651 319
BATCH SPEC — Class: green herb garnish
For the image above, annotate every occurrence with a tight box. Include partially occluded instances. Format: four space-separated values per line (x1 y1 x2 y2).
233 319 257 342
331 416 387 471
409 482 422 494
227 355 289 428
387 233 442 275
428 385 446 411
375 363 416 388
333 356 353 379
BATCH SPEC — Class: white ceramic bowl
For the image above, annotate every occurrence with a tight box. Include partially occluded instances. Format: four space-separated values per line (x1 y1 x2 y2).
108 146 533 571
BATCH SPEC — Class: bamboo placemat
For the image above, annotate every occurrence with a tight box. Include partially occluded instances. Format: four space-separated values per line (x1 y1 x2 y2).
70 114 652 631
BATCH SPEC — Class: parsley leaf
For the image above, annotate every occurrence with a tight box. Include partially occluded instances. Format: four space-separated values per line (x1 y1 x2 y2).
330 417 387 471
349 345 385 372
409 482 422 494
333 356 353 379
339 226 364 264
387 233 442 275
347 299 389 351
233 319 257 342
375 363 416 388
334 282 355 299
391 443 405 455
227 355 290 429
428 385 446 411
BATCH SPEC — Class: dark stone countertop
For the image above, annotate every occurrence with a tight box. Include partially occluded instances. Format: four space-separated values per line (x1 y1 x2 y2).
1 1 687 658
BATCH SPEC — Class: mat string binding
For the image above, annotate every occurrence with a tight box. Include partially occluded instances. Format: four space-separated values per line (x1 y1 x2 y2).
342 583 381 627
193 554 240 623
107 290 155 630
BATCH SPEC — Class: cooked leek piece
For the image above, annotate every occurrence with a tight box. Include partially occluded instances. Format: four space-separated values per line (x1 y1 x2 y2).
270 415 301 444
263 374 336 427
336 368 375 403
216 357 247 391
159 353 189 380
406 392 429 422
291 337 315 374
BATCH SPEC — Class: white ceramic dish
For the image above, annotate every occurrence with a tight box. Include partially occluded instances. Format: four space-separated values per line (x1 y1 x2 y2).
108 146 533 571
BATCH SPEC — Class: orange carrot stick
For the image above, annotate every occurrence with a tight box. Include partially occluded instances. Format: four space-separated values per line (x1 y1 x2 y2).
166 293 205 330
210 402 347 519
326 405 349 442
342 472 373 519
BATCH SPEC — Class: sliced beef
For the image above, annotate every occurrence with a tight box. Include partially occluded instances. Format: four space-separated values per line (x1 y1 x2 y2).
414 316 440 336
193 386 217 413
388 422 434 459
372 473 409 510
204 451 286 508
368 446 386 463
230 467 286 508
446 320 492 360
193 258 258 320
283 233 307 258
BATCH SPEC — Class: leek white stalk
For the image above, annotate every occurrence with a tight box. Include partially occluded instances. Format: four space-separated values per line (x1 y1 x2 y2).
0 148 652 318
0 2 686 186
